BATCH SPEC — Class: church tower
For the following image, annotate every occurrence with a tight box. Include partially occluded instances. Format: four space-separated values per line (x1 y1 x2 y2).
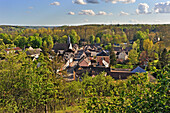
67 36 72 49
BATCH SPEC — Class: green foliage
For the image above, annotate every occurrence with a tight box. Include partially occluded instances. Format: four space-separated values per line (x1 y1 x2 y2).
113 64 133 69
128 49 138 65
105 43 111 50
0 50 64 112
110 45 117 66
95 37 100 44
159 48 169 68
84 72 169 113
70 30 80 44
134 31 147 41
89 35 95 44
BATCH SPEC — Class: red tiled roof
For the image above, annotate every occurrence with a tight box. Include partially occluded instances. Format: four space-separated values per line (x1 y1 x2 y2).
5 47 22 51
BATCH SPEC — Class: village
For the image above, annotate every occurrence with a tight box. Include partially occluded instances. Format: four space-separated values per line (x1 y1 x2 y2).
3 36 156 82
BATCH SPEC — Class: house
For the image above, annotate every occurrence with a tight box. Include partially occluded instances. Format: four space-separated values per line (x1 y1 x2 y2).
113 47 123 55
26 47 42 60
131 66 146 73
73 44 79 53
125 47 132 52
78 57 91 67
74 50 86 61
118 51 128 61
96 50 110 67
53 36 75 61
79 39 87 45
5 47 22 54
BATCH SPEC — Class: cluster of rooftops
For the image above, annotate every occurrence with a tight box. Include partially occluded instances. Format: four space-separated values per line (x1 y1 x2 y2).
2 36 155 81
52 36 155 81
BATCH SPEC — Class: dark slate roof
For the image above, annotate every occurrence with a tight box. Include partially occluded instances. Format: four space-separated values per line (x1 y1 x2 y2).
131 66 146 73
113 47 122 51
125 47 132 52
53 43 69 53
26 50 40 55
97 50 109 56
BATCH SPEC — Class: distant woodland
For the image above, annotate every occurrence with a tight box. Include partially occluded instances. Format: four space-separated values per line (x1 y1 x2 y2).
0 24 170 48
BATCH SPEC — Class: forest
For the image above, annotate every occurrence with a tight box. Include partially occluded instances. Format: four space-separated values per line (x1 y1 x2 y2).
0 24 169 112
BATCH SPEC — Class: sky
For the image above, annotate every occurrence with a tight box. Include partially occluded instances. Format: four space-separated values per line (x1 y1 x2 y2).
0 0 170 26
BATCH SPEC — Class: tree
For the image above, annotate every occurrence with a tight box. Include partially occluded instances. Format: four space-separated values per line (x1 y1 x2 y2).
143 38 153 57
134 39 140 52
121 32 128 42
139 51 148 66
110 46 117 65
128 49 138 65
154 41 165 57
96 37 100 44
96 32 103 39
159 48 169 68
70 30 80 44
0 49 64 112
133 31 147 41
89 35 95 44
59 35 67 43
18 36 28 48
42 40 49 56
132 42 137 50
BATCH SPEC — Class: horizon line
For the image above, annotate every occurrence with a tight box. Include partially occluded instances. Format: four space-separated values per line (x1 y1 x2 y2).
0 23 170 27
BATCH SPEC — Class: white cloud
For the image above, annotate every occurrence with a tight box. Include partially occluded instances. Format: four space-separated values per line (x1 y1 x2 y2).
96 11 112 15
103 0 136 4
50 2 60 6
129 19 138 23
154 1 170 13
79 10 95 15
73 0 87 5
136 3 149 14
97 11 107 15
68 12 75 15
120 11 129 16
87 0 99 3
73 0 135 5
154 20 161 22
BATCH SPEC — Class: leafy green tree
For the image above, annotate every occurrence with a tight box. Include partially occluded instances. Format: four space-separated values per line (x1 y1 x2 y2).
121 32 128 42
110 46 117 65
95 32 103 39
89 35 95 44
18 36 28 48
85 72 169 113
70 30 80 44
133 31 147 41
132 42 137 50
53 35 59 43
43 35 53 49
96 37 100 44
0 49 65 112
159 48 169 68
59 35 67 43
32 37 42 48
0 33 12 44
143 38 153 57
42 40 49 56
134 39 140 52
128 49 138 65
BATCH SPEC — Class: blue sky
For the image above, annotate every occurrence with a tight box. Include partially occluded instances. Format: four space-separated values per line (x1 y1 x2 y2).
0 0 170 26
